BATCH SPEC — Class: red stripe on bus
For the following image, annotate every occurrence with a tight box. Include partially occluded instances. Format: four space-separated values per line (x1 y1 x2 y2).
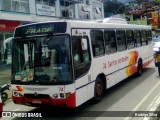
50 93 76 108
143 59 154 68
0 102 2 118
12 92 76 108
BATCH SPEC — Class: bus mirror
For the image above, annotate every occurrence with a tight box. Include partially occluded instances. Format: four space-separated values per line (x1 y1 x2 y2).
81 38 88 50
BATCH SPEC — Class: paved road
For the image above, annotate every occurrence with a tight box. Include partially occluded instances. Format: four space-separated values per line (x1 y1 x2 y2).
2 62 160 120
0 69 11 85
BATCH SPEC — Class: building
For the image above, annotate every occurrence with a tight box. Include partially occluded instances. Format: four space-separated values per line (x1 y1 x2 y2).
125 0 160 30
0 0 104 64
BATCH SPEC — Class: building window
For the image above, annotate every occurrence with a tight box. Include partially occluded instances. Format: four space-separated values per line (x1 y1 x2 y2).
79 4 90 19
60 0 75 18
36 0 56 16
1 0 29 13
91 30 105 57
104 30 117 54
93 2 101 19
36 0 55 6
86 0 89 5
116 30 127 51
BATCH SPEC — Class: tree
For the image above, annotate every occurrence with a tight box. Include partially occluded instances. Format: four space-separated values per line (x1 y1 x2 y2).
104 0 125 17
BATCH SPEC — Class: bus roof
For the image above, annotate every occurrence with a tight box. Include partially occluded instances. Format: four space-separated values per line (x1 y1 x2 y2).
16 18 151 30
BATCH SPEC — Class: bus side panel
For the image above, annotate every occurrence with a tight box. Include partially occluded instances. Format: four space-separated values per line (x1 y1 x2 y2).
116 50 130 83
86 30 96 100
105 53 118 89
91 53 118 89
75 77 89 107
136 45 150 68
147 44 154 67
72 29 94 107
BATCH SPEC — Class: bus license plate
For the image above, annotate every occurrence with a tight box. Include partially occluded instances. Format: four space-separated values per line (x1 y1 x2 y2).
32 100 41 104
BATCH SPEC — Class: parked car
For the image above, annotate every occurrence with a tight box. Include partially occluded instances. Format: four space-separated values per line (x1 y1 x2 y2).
153 37 160 52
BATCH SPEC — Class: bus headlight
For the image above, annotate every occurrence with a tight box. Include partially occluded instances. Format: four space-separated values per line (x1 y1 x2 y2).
53 94 58 98
60 93 65 98
19 93 23 97
13 91 19 96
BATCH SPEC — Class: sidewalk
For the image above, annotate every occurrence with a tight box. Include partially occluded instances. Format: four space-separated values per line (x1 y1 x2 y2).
0 63 11 72
0 69 11 85
0 65 12 105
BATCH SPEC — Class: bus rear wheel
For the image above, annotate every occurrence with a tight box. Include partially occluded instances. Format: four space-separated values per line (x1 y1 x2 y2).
136 61 143 76
93 77 104 103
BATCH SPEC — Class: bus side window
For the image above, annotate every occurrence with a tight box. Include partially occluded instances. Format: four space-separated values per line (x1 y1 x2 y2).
141 30 147 46
90 30 105 57
134 30 142 47
116 30 126 51
146 30 152 44
126 30 134 49
104 30 117 54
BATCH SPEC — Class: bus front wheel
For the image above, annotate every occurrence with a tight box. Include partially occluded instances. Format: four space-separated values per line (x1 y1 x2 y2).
93 77 104 103
1 92 8 104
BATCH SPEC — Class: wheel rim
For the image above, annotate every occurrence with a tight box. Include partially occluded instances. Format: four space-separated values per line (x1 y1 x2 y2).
96 83 102 96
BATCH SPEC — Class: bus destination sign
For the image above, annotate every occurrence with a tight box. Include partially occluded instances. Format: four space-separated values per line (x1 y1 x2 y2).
14 22 67 37
25 26 53 35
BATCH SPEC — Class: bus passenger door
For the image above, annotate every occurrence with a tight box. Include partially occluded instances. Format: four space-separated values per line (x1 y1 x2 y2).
72 31 92 106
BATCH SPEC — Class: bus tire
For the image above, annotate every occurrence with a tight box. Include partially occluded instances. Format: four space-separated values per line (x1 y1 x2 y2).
93 77 104 103
1 92 8 104
136 60 143 76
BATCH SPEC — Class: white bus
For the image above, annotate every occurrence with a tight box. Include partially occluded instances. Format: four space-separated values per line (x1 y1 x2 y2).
11 18 153 108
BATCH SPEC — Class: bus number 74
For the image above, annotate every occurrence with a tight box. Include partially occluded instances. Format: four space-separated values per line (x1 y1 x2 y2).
59 87 64 92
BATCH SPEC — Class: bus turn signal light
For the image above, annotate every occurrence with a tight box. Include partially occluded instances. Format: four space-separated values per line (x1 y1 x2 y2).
65 92 71 98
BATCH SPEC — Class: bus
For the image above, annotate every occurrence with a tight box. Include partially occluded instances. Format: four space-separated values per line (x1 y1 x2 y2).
11 18 153 108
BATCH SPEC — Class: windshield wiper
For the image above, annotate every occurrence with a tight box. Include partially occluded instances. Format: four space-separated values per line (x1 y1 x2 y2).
34 75 50 82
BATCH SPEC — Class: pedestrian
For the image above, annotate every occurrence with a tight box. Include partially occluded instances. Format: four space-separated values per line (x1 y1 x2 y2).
154 51 160 76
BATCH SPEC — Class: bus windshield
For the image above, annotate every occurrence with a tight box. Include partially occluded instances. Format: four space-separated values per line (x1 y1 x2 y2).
12 35 72 84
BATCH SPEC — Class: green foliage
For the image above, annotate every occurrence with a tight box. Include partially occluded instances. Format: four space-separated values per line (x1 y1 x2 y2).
128 20 147 25
104 0 125 17
155 0 160 2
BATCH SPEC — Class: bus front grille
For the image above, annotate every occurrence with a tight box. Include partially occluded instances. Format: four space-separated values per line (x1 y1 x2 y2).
24 94 50 99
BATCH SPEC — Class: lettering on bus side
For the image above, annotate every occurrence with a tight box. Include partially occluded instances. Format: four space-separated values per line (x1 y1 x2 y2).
103 56 129 69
